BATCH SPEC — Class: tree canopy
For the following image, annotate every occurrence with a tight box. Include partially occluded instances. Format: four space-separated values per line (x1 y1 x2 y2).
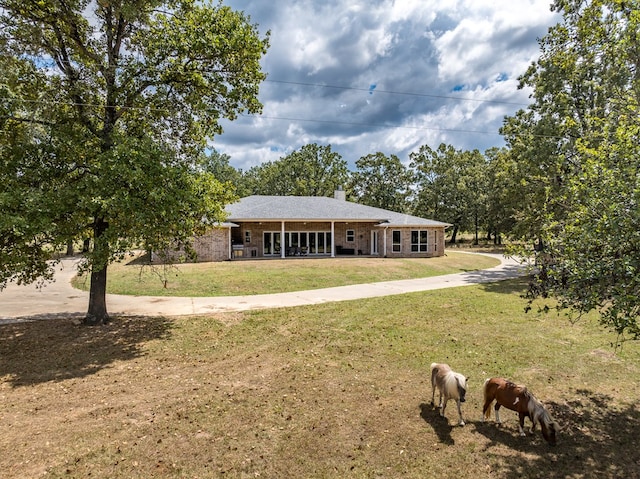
348 152 412 213
243 143 350 197
410 144 487 244
0 0 269 324
502 0 640 340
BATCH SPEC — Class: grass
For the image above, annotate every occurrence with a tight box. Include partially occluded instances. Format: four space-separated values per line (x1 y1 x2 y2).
2 275 639 478
71 251 500 296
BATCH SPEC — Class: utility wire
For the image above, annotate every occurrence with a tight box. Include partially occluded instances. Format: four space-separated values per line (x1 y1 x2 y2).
238 113 503 137
264 79 531 107
2 79 535 138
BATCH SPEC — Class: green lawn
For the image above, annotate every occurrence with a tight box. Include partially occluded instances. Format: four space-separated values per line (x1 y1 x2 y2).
72 250 500 296
2 277 638 478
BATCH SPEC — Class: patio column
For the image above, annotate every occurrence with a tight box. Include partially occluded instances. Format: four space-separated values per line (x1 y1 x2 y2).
281 221 286 258
331 221 335 257
383 226 388 257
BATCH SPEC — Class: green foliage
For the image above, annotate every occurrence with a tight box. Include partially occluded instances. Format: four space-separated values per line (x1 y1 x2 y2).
243 143 350 196
484 147 519 241
0 0 269 321
348 152 412 212
503 0 640 339
410 144 488 243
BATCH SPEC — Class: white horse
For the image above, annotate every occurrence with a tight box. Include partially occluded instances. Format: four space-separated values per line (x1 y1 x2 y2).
430 362 468 426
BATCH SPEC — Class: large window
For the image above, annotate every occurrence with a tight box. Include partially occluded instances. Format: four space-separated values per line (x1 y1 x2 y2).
392 230 401 252
263 231 332 255
411 230 428 252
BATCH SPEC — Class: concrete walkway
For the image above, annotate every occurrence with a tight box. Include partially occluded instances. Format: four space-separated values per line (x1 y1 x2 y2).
0 253 525 322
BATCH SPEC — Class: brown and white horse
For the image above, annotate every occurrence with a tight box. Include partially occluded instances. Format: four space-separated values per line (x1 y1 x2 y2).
482 377 558 445
430 363 468 426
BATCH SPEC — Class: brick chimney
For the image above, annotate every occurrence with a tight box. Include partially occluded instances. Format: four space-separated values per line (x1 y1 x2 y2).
334 185 346 201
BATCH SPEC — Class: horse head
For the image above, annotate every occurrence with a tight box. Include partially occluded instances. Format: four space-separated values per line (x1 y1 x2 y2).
455 374 468 403
540 419 558 445
534 402 559 445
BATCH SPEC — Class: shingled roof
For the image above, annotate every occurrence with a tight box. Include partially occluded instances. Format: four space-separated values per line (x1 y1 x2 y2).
226 195 451 228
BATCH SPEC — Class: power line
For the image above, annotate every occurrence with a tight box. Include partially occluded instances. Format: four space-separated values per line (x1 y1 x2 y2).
5 78 531 112
264 79 531 107
238 113 503 137
4 82 540 139
5 97 560 140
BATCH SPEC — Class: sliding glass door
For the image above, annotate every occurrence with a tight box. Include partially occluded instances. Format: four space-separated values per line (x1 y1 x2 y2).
263 231 332 256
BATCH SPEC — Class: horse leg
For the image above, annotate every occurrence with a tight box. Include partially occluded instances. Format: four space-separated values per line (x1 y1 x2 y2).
440 396 447 418
430 368 438 407
518 413 527 436
456 399 465 426
494 404 502 424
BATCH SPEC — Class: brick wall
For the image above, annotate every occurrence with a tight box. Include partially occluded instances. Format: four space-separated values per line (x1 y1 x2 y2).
155 227 230 263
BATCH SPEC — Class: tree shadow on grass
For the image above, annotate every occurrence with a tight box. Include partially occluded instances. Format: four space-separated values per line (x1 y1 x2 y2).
474 389 640 479
478 276 531 296
0 315 173 387
419 402 455 444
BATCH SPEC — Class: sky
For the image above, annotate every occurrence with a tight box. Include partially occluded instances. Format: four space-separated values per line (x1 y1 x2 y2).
216 1 561 171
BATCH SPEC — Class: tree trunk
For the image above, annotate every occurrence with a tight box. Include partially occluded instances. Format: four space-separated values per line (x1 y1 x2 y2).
449 225 459 244
474 211 479 245
66 240 74 256
85 266 109 325
84 218 109 325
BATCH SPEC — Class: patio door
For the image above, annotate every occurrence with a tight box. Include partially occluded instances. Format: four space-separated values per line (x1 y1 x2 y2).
371 230 379 255
263 232 282 255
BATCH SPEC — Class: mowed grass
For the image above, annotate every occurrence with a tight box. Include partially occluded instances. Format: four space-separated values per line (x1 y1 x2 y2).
72 251 499 296
2 277 639 478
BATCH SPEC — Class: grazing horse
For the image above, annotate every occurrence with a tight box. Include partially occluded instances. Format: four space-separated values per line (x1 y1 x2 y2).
482 377 558 445
430 363 468 426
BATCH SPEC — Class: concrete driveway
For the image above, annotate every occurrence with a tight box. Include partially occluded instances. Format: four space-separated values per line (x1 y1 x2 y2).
0 252 526 322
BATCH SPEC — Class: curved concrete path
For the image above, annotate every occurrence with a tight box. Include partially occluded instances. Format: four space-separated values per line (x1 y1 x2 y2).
0 253 525 322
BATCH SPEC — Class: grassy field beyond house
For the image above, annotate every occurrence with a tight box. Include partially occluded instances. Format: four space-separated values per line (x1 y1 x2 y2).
72 250 500 296
2 274 639 478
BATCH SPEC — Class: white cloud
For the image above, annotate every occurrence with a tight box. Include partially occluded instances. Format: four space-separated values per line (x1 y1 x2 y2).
218 0 560 170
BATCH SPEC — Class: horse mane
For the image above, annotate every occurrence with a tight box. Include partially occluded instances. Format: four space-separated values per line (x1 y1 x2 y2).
527 393 555 428
445 371 466 397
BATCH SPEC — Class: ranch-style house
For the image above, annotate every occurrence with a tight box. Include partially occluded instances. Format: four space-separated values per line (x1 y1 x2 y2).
181 189 451 262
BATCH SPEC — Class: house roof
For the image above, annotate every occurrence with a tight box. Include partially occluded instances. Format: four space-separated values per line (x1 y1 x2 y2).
226 195 451 228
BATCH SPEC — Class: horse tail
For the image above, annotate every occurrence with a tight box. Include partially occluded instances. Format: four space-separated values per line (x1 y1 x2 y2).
430 363 438 387
482 379 492 419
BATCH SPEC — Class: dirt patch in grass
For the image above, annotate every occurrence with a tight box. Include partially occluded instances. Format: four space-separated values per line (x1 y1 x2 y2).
1 280 639 478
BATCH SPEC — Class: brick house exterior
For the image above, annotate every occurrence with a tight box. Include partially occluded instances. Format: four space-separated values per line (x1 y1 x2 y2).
176 191 450 262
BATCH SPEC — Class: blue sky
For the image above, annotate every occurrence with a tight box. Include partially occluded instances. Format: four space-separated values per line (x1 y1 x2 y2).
216 1 561 170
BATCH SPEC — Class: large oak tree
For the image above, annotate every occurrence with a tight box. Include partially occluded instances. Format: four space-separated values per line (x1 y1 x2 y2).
502 0 640 340
0 0 269 324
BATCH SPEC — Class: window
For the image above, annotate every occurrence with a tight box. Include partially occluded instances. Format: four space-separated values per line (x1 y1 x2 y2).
346 229 355 242
263 231 331 255
411 230 428 252
392 230 401 252
244 231 251 243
